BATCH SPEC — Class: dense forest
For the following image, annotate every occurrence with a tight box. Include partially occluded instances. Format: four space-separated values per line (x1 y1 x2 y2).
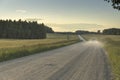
0 19 54 39
103 28 120 35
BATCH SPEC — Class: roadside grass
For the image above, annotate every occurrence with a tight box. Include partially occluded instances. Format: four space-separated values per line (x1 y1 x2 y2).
82 34 120 80
47 33 78 39
0 33 80 62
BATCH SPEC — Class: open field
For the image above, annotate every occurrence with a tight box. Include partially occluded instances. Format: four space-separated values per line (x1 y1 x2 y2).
82 34 120 80
0 33 79 62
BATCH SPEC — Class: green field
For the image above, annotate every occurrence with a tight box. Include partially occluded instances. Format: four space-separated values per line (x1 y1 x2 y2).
83 34 120 80
0 33 79 62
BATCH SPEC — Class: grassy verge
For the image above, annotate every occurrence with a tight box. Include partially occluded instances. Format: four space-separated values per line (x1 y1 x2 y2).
82 34 120 80
0 33 80 62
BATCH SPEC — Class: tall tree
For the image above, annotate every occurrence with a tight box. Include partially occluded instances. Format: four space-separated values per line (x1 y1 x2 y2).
105 0 120 10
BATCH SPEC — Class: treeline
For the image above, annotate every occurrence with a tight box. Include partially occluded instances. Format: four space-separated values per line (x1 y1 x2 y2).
103 28 120 35
55 32 76 35
0 19 54 39
55 31 98 35
75 30 98 34
75 28 120 35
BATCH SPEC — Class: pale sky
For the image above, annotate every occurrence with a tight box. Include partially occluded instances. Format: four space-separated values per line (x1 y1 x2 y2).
0 0 120 32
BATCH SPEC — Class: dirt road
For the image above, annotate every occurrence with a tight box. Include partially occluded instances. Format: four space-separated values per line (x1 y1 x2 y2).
0 41 111 80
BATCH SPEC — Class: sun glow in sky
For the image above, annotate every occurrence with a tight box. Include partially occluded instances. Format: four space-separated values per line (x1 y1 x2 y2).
0 0 120 32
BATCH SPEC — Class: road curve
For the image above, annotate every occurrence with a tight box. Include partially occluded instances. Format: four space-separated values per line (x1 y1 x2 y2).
0 41 111 80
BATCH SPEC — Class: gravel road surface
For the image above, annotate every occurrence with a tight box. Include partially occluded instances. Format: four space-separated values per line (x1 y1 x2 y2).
0 41 111 80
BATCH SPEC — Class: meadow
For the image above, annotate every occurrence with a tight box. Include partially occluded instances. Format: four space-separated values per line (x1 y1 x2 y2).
83 34 120 80
0 33 79 62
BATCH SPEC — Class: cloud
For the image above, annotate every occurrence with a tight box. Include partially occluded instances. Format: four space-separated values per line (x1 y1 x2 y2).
25 18 43 21
16 10 27 13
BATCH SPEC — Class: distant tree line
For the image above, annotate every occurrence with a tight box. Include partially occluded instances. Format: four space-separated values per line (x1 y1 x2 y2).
75 30 98 34
0 19 54 39
75 28 120 35
103 28 120 35
55 32 76 35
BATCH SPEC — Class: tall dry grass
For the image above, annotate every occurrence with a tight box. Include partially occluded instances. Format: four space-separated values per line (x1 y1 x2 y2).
0 33 79 62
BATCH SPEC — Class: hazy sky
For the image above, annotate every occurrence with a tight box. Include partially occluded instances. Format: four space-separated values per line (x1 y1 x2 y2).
0 0 120 32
